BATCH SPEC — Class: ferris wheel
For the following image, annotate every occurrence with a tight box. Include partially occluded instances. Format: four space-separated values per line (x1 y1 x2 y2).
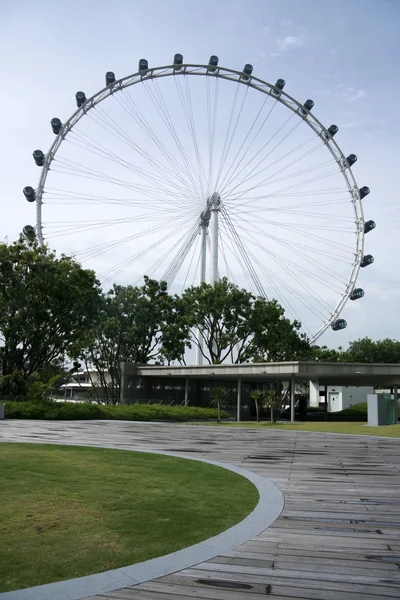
23 54 375 348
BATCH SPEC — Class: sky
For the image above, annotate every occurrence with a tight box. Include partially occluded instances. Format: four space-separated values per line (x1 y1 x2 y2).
0 0 399 350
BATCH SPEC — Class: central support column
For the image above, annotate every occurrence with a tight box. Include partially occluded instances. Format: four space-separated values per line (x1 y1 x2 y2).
290 378 295 423
237 376 242 422
196 224 208 366
210 192 221 284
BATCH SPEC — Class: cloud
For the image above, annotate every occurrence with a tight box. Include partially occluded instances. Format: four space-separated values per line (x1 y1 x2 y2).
269 52 280 58
334 85 366 102
277 35 305 50
347 89 366 101
262 25 271 36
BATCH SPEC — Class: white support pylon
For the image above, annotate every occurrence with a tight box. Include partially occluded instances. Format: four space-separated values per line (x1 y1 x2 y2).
196 224 208 366
210 192 221 284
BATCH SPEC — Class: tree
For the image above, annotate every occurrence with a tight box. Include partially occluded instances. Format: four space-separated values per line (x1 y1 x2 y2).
249 388 263 422
0 238 102 398
311 345 350 362
347 338 400 363
75 278 190 403
263 389 280 423
180 278 310 364
210 386 228 423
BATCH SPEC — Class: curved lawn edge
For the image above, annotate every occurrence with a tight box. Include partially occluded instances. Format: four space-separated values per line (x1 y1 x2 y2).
0 446 284 600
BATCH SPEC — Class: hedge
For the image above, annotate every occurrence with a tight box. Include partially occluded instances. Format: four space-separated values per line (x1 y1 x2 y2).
2 401 227 422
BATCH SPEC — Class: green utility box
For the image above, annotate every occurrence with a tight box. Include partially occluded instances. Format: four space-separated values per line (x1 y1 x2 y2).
368 393 398 426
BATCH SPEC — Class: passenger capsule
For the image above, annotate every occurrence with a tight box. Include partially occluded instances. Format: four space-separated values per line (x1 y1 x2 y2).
346 154 357 167
75 91 86 107
33 149 45 166
302 99 314 112
208 55 219 71
364 220 376 234
174 53 183 67
242 64 253 80
361 254 374 267
350 288 365 301
327 124 339 137
275 79 285 90
51 118 62 134
23 186 35 202
331 319 347 331
23 225 36 242
359 186 370 199
105 71 116 86
139 59 148 72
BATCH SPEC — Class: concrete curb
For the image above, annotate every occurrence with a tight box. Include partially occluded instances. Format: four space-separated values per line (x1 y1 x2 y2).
0 446 284 600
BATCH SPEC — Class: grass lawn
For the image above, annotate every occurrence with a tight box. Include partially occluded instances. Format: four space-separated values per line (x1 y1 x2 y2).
0 443 258 593
188 421 400 437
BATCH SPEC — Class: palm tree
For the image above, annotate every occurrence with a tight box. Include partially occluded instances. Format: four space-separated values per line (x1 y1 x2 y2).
249 388 263 422
210 386 228 423
263 389 280 424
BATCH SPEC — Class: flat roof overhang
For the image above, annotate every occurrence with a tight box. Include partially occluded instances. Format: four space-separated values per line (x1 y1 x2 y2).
130 362 400 386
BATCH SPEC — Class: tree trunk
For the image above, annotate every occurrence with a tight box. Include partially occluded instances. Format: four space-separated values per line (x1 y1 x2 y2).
270 405 274 424
255 399 259 422
217 401 221 423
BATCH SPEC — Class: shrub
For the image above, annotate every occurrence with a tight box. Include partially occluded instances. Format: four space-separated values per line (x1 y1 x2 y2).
3 401 227 422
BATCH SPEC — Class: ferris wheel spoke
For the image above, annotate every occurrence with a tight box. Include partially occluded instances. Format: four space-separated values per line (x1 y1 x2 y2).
218 97 279 193
236 218 351 286
249 250 329 329
220 208 267 297
222 135 323 199
52 157 195 205
99 215 196 285
44 188 186 209
233 222 347 298
225 164 341 206
206 76 219 193
181 231 201 292
224 157 338 201
141 77 207 204
219 227 258 296
162 223 199 287
214 84 250 191
88 104 204 207
43 211 183 239
68 128 201 206
231 226 334 320
228 210 355 255
236 215 353 265
75 216 191 261
220 110 299 195
174 76 208 195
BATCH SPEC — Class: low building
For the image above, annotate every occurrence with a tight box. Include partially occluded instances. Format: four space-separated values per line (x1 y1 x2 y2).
60 370 110 401
309 384 374 412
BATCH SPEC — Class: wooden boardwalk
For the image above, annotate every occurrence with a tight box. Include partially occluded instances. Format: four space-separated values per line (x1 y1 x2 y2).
1 421 400 599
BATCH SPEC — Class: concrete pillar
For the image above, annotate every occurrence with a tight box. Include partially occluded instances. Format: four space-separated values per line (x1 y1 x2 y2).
324 385 328 421
309 380 320 407
237 377 242 422
394 386 398 423
290 378 295 423
184 377 189 406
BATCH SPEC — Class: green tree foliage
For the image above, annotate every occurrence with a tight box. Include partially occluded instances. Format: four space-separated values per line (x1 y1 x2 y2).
75 278 190 403
181 278 311 364
347 338 400 363
0 238 102 398
312 338 400 363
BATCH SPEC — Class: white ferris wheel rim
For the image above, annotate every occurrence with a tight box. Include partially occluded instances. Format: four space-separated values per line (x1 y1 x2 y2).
33 62 365 343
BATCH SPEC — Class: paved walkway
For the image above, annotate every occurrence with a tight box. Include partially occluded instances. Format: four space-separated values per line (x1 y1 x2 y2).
1 420 400 600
